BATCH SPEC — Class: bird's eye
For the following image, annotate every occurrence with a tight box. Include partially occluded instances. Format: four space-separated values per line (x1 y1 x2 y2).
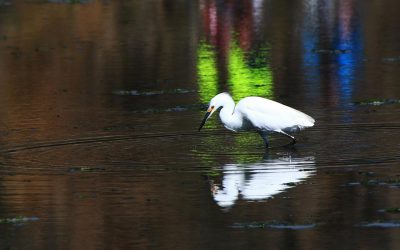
211 106 215 109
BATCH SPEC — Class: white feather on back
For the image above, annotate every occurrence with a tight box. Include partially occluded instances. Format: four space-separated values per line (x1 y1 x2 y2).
236 97 315 132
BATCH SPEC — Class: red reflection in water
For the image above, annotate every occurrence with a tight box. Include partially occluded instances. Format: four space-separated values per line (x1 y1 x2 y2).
199 0 260 85
200 0 258 50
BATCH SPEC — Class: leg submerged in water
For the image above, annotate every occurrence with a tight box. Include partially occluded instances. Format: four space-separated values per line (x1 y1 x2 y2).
257 130 270 148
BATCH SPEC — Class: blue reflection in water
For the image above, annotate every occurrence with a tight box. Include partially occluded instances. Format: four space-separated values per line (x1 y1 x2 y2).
334 12 363 111
301 0 364 122
301 27 320 83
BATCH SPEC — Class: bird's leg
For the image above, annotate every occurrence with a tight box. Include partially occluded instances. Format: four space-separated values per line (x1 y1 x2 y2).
279 131 296 145
257 130 270 148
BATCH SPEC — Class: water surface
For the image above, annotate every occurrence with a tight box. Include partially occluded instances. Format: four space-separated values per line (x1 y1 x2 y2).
1 0 400 249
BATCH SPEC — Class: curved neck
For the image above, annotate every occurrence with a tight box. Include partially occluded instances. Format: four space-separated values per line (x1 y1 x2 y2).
219 98 242 131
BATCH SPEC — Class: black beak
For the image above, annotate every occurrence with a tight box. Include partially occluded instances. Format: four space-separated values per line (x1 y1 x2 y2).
198 111 211 131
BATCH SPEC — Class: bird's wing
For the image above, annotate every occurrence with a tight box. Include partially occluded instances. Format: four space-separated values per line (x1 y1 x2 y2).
236 97 315 132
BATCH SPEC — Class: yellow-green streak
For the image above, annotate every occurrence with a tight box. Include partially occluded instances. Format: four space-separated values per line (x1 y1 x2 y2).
197 41 219 103
228 41 273 102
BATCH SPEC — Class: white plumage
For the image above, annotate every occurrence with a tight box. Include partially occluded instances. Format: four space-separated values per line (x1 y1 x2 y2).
198 92 315 147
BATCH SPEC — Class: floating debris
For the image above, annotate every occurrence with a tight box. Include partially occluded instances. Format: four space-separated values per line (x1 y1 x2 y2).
312 49 351 54
361 179 382 186
112 88 196 96
354 99 400 106
0 216 39 224
358 171 375 177
346 182 361 186
359 221 400 228
165 106 187 112
378 208 400 213
231 221 316 230
129 104 201 114
141 106 188 114
112 90 163 96
268 224 316 230
68 166 106 173
382 56 400 63
351 177 400 188
171 88 197 94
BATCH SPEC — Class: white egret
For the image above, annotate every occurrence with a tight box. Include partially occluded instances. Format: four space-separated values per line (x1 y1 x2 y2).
198 92 315 147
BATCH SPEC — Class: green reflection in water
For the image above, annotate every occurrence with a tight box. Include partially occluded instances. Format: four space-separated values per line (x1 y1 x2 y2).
197 41 218 103
197 39 273 103
228 41 273 102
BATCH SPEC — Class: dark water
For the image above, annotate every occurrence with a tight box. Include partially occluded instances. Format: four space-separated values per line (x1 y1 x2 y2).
1 0 400 249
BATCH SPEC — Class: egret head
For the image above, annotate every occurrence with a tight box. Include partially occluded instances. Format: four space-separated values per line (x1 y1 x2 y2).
198 92 231 131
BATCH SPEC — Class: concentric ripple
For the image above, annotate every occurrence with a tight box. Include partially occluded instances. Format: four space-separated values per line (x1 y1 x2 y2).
0 122 399 175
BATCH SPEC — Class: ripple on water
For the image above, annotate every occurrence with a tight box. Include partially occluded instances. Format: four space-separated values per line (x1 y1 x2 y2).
0 130 225 175
0 122 399 176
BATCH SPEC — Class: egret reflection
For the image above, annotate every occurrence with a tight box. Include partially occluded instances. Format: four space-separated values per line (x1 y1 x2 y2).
210 157 315 208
